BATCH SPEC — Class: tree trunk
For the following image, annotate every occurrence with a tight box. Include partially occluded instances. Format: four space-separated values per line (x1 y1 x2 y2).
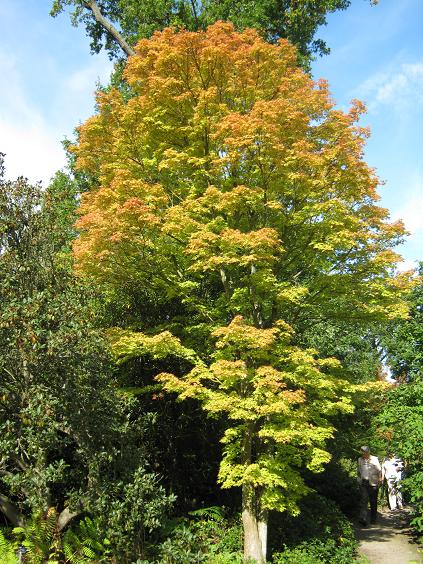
242 484 264 564
258 509 268 563
0 494 25 527
241 409 268 562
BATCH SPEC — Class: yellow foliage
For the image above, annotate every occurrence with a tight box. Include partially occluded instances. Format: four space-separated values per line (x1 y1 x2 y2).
158 315 357 510
108 327 199 365
72 22 409 326
70 22 412 516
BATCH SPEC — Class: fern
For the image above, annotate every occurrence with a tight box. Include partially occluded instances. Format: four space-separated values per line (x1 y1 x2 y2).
0 530 18 564
63 516 111 563
13 507 59 563
1 509 113 563
188 506 224 522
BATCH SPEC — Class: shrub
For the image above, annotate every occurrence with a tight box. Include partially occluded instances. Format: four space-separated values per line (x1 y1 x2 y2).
373 378 423 541
269 493 357 563
272 538 356 564
153 506 243 563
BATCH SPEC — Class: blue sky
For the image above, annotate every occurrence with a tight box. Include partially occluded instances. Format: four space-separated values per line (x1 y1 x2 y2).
0 0 111 181
312 0 423 269
0 0 421 267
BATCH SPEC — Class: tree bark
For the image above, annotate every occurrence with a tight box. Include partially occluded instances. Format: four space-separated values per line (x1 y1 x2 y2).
83 0 135 57
258 509 268 563
241 422 266 563
57 506 81 531
0 494 25 527
242 484 265 564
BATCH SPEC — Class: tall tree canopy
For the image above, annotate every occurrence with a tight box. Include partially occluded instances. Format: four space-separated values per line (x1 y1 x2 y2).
69 23 408 561
73 23 407 328
50 0 375 64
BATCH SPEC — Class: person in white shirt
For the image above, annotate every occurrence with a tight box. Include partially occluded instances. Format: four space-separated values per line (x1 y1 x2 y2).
357 445 382 525
382 455 404 510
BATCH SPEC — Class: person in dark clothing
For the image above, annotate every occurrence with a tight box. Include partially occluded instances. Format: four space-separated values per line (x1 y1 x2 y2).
357 446 382 525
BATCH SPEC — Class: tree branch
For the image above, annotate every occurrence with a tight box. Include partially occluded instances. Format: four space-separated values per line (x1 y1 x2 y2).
83 0 135 57
190 0 200 30
57 506 82 531
0 494 25 527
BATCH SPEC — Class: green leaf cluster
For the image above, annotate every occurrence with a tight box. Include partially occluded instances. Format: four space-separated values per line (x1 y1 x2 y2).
159 315 355 514
0 156 173 559
51 0 359 66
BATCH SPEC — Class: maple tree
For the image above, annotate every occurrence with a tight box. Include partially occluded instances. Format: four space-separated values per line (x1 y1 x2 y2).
71 23 408 561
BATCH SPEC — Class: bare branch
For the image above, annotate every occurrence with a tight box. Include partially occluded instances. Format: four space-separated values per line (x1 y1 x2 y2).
83 0 135 57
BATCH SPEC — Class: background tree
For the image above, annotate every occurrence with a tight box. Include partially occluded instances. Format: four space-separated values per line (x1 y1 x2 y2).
373 376 423 542
373 266 423 540
382 263 422 381
69 23 408 560
50 0 376 66
0 157 172 559
300 320 383 382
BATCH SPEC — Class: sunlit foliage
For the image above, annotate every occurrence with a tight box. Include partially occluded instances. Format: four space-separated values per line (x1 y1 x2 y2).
70 23 408 560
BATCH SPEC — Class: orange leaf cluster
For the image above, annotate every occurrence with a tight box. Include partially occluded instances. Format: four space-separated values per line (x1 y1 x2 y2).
73 22 409 324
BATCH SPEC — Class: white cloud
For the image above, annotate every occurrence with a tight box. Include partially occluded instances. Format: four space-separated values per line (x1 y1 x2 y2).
390 174 423 265
0 46 112 185
0 53 65 184
357 61 423 111
376 62 423 105
0 120 66 185
395 196 423 235
396 258 419 273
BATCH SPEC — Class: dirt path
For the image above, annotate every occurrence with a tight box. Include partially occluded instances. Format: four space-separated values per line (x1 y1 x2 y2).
355 507 422 563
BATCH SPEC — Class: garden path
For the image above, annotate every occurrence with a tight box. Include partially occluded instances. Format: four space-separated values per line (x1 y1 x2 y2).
355 507 422 563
